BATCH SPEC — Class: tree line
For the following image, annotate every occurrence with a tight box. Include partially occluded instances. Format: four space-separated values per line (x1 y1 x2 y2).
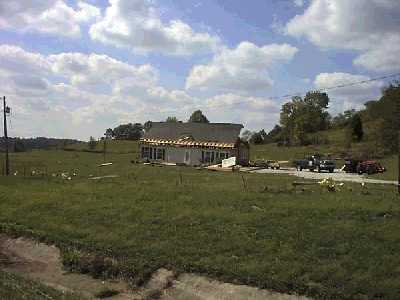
244 82 399 155
0 137 80 153
103 110 209 140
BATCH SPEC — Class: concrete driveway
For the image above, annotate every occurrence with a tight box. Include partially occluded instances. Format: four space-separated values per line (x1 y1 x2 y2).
245 167 397 185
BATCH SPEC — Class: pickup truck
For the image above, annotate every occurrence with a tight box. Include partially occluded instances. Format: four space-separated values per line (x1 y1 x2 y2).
343 159 386 174
293 155 335 173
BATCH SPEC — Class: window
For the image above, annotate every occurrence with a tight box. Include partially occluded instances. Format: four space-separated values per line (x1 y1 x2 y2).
204 151 214 163
217 152 228 161
185 151 190 163
156 148 164 160
141 147 150 158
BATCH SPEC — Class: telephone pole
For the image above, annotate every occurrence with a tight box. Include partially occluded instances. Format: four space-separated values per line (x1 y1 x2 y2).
3 96 10 176
398 97 400 194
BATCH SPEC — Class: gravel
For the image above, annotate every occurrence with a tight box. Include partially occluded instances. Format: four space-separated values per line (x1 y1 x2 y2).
247 168 397 185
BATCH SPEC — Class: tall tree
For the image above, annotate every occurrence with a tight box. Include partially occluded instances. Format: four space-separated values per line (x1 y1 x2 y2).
144 121 152 132
350 114 364 142
113 123 143 140
240 130 253 142
265 125 282 143
188 110 209 123
331 109 356 129
363 82 399 153
88 136 97 150
166 116 178 123
279 91 331 145
104 128 114 139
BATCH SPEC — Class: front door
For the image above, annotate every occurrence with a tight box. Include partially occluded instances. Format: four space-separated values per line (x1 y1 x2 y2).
184 150 190 165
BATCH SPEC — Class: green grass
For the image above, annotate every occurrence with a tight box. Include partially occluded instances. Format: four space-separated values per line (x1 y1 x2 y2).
0 270 84 300
64 140 139 154
367 155 398 181
1 149 400 299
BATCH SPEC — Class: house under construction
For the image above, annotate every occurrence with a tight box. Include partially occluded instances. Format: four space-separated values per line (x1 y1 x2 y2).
139 122 249 166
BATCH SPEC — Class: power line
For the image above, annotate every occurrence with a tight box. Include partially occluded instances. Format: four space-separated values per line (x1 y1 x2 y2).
267 72 400 101
205 72 400 109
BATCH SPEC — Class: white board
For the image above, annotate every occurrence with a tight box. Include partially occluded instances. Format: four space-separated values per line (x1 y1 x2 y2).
222 156 236 168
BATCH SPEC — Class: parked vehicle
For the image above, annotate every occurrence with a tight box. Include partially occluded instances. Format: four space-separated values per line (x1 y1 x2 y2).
253 159 280 169
356 160 386 175
293 154 335 173
343 159 386 175
266 160 280 169
343 159 361 173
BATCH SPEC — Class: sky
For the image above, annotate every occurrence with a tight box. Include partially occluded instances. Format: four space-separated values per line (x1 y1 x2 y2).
0 0 399 140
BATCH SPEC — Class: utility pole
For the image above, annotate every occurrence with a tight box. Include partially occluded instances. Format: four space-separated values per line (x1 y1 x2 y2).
398 97 400 195
103 137 107 162
3 96 10 176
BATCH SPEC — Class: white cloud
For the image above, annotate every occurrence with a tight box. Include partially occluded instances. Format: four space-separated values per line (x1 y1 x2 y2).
0 45 51 76
314 72 384 112
206 93 278 111
286 0 400 72
293 0 304 7
49 52 158 92
204 93 280 131
0 44 287 138
186 42 298 93
0 0 100 37
89 0 220 55
0 44 200 139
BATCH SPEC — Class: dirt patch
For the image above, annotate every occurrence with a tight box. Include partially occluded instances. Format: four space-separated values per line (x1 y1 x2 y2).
161 273 310 300
0 235 312 300
0 234 139 299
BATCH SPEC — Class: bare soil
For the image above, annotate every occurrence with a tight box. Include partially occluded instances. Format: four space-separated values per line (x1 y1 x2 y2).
0 235 311 300
0 235 139 299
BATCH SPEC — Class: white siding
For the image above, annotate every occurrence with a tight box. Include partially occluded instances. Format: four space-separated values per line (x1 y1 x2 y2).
140 144 247 166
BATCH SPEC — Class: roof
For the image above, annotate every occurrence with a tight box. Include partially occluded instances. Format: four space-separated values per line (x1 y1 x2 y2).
142 122 243 144
140 138 235 149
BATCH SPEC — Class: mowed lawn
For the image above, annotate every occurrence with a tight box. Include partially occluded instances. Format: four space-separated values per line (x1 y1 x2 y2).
0 148 400 299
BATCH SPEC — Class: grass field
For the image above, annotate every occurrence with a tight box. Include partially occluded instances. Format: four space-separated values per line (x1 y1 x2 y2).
64 140 139 154
0 146 400 299
0 270 83 300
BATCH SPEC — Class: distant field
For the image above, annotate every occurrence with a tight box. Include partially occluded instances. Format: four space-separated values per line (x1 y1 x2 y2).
64 139 139 154
1 147 400 299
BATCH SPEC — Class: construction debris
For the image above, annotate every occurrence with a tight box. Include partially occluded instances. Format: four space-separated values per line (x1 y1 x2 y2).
318 177 344 192
99 162 113 167
206 164 239 172
222 156 236 168
89 175 119 180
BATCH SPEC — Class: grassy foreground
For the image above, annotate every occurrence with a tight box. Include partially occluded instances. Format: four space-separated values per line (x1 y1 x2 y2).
0 270 83 300
0 148 399 299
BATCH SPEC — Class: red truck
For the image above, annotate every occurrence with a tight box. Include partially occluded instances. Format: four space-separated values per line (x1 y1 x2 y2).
356 160 386 175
